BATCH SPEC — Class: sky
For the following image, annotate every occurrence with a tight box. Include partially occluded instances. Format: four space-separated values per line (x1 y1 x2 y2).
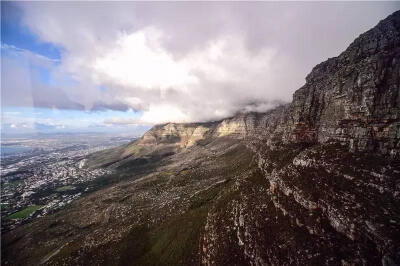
1 1 399 135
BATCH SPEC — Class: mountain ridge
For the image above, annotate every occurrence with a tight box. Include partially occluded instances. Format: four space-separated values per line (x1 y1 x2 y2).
121 10 399 159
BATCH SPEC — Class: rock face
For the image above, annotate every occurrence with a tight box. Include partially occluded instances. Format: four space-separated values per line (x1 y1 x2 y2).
139 122 217 148
200 142 400 266
289 10 400 156
3 10 400 266
218 10 400 156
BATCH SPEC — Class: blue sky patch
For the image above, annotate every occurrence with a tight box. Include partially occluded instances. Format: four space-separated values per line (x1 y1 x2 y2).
1 2 62 60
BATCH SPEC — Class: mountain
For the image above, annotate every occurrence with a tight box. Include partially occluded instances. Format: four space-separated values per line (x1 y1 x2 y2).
3 10 400 266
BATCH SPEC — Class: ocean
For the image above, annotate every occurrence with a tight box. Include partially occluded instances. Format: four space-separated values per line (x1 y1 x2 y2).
1 145 33 156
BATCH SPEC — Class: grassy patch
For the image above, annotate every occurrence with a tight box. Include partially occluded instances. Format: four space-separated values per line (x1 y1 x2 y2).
189 180 229 209
138 174 169 189
2 180 23 188
7 205 42 219
119 205 210 266
56 185 76 192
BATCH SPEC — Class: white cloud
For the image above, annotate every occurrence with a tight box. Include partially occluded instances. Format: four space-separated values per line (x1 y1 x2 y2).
93 28 197 90
10 2 400 124
104 117 140 126
80 30 280 123
1 45 83 110
140 104 191 124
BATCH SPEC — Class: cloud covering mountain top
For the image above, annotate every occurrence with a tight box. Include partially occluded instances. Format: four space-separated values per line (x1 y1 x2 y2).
3 2 400 124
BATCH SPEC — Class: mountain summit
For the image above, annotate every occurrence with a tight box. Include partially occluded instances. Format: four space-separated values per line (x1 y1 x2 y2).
3 10 400 266
89 9 400 166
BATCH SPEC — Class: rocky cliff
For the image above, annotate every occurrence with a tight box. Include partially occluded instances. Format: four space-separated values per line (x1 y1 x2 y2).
139 122 217 148
289 10 400 156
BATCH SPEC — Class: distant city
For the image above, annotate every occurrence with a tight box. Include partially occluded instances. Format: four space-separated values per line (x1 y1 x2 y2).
1 133 137 232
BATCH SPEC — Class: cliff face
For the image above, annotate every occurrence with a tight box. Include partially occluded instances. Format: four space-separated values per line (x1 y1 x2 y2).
289 10 400 156
139 122 217 148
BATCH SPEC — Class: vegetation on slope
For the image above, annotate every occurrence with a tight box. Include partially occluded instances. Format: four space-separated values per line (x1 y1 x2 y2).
7 205 43 220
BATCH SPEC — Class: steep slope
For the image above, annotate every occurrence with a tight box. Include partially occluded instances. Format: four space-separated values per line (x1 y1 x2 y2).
3 10 400 266
201 143 400 265
85 122 219 169
3 137 253 265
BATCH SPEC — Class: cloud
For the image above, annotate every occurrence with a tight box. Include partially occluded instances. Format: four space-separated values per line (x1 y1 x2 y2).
1 45 130 111
1 109 69 132
1 45 83 110
1 121 64 132
1 43 59 65
10 2 400 123
103 117 142 126
33 122 59 131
